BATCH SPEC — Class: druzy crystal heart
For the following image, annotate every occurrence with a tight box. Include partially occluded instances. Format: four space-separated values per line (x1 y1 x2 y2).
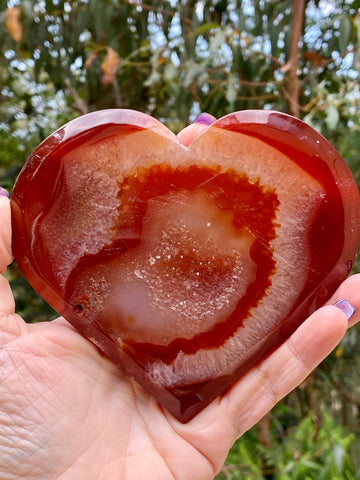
10 110 360 422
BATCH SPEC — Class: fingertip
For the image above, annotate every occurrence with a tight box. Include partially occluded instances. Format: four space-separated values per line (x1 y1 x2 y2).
310 303 349 336
176 123 208 147
328 273 360 328
177 113 217 147
334 299 355 321
193 113 216 126
0 195 13 273
290 304 348 365
0 187 10 199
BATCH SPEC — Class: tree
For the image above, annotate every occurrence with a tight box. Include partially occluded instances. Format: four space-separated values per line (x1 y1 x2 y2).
1 0 359 129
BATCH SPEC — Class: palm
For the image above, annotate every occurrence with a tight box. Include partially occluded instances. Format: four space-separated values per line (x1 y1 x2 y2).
0 316 223 479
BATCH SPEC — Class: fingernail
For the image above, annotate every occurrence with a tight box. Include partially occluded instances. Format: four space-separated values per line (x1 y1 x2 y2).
0 187 9 198
334 299 356 320
194 113 216 126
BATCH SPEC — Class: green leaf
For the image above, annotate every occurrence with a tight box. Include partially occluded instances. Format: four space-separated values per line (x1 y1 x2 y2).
191 22 219 37
183 59 206 87
225 75 237 104
209 28 227 55
163 62 178 82
325 104 339 130
333 443 345 472
354 15 360 47
338 16 351 53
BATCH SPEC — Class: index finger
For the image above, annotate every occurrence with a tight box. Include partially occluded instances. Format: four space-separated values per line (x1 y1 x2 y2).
171 277 360 471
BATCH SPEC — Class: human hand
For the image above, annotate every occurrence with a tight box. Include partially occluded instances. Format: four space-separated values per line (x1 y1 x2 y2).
1 117 359 480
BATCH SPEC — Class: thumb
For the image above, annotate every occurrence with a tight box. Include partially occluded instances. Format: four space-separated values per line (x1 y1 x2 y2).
0 190 13 273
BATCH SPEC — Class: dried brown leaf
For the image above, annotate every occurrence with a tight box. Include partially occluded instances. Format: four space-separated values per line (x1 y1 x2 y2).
84 51 98 69
101 47 121 85
5 7 22 43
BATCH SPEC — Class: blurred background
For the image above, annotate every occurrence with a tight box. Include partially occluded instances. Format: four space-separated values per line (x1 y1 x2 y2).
1 0 360 478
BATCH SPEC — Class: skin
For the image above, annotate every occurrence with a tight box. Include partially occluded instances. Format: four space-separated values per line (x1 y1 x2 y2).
0 121 360 480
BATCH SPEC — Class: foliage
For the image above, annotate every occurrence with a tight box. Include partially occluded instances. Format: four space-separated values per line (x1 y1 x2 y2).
216 410 358 479
1 0 360 477
1 0 359 134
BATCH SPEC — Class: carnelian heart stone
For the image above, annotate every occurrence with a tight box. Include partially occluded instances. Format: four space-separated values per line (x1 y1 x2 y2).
11 109 360 422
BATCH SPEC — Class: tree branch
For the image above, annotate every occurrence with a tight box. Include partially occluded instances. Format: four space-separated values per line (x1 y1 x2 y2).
65 79 89 115
285 0 306 118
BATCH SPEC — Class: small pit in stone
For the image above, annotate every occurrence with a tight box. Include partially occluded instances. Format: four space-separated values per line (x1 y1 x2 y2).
74 304 84 314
